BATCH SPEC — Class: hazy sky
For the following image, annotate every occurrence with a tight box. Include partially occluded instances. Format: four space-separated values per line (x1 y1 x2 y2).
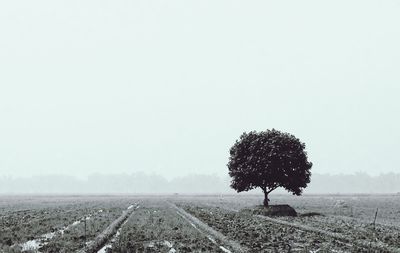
1 0 399 179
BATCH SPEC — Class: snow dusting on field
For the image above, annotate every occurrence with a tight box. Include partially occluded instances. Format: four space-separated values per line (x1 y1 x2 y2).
72 220 80 226
21 239 41 251
20 231 56 251
219 246 232 253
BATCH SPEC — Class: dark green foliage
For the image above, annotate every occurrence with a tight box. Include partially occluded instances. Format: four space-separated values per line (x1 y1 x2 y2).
228 129 312 206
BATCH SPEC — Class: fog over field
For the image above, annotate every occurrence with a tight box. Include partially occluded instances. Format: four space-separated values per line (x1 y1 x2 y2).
1 172 400 194
1 0 400 193
3 2 400 253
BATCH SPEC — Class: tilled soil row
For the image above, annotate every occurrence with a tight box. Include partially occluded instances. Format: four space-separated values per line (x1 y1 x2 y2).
40 206 127 253
1 206 103 247
170 202 250 253
76 204 138 253
276 214 400 250
215 204 400 252
111 201 226 252
182 206 368 252
255 214 400 253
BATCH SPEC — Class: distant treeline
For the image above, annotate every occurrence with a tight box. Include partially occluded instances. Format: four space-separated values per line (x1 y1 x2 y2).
0 172 399 194
307 172 400 194
0 173 231 194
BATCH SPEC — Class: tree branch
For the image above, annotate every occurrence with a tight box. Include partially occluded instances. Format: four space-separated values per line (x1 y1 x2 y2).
267 185 278 194
261 186 267 194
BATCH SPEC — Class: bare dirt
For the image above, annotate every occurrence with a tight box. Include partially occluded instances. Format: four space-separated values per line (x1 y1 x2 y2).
1 194 400 253
111 200 226 253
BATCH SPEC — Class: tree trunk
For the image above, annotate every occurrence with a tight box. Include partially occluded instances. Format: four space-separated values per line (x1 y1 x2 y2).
263 191 269 207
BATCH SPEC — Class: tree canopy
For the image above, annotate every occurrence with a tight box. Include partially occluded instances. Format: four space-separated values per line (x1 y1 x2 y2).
227 129 312 206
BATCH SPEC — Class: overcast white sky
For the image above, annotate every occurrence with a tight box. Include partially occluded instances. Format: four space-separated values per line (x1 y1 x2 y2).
1 0 399 179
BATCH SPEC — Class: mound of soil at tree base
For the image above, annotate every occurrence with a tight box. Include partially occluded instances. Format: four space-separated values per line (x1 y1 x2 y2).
299 212 323 217
240 205 297 217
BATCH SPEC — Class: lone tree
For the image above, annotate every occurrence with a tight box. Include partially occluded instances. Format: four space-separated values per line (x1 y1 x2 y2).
228 129 312 207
